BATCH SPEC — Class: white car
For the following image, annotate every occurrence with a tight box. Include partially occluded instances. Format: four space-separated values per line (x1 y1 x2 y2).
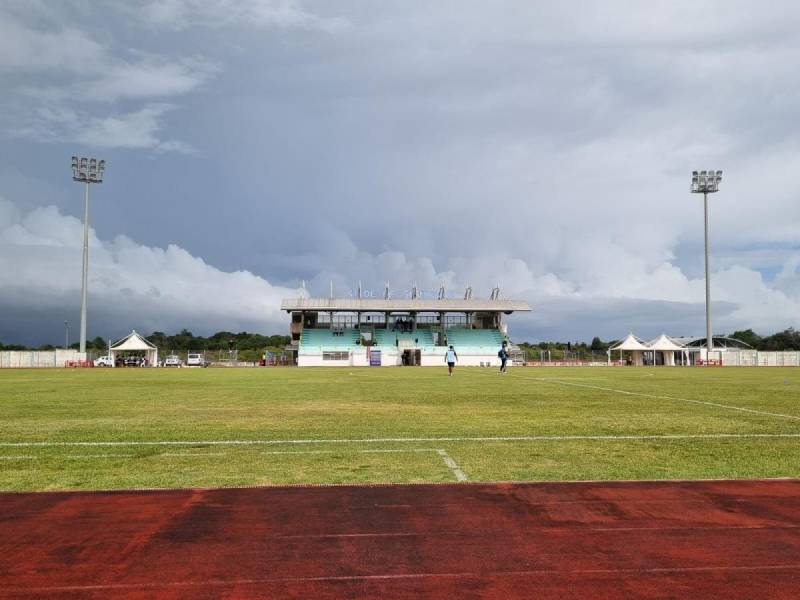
186 353 210 367
94 355 114 367
163 355 182 367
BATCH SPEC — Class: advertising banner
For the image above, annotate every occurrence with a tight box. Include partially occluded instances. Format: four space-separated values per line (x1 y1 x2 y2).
369 349 381 366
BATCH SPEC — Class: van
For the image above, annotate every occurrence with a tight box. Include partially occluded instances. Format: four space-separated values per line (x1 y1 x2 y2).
186 353 209 367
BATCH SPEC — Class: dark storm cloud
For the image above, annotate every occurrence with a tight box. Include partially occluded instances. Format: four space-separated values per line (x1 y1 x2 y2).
1 0 799 345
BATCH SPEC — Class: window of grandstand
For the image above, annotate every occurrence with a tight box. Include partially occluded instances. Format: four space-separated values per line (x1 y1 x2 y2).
322 351 349 361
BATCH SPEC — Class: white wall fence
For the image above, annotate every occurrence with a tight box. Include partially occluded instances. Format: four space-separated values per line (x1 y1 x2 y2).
0 350 87 368
722 350 800 367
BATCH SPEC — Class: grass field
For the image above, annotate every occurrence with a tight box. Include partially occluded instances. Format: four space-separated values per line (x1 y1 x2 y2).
1 366 799 491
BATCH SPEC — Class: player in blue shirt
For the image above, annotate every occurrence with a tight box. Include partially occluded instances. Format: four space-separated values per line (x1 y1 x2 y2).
498 341 509 374
445 345 458 376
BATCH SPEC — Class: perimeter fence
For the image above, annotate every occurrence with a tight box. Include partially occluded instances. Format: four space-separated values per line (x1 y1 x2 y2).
0 350 88 368
721 350 800 367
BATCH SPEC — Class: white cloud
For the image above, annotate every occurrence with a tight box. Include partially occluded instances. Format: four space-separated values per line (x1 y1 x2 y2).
288 225 799 340
10 104 196 152
0 197 298 343
82 56 215 103
138 0 348 32
0 5 212 151
0 15 104 73
75 105 193 152
2 2 800 344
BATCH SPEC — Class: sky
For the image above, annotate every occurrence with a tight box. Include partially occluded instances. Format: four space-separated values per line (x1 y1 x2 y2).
1 0 799 346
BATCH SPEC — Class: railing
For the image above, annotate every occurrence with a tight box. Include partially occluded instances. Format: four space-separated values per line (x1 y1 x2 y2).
314 314 472 328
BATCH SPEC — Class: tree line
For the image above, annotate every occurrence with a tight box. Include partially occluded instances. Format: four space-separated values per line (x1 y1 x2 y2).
514 328 800 360
0 329 290 363
727 328 800 351
145 330 290 354
3 327 799 357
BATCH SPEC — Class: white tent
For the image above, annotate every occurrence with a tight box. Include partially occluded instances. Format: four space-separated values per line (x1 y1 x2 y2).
610 333 649 366
646 334 686 366
110 330 158 367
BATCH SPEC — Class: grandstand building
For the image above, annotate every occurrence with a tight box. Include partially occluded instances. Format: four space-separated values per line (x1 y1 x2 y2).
281 290 531 367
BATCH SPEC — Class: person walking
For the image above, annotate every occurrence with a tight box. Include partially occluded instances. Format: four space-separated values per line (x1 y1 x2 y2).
498 341 509 374
445 345 458 376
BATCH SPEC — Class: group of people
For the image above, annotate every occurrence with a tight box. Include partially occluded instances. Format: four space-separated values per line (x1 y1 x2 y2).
445 341 509 376
392 318 413 332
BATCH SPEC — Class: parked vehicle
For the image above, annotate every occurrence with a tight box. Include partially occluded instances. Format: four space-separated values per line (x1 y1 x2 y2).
186 353 209 367
94 355 114 367
118 355 144 367
163 355 183 368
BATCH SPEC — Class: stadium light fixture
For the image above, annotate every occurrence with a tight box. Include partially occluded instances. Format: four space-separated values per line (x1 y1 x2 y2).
71 155 106 354
690 169 722 364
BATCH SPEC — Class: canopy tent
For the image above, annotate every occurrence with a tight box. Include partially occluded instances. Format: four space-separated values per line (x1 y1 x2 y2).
609 333 649 366
109 330 158 367
645 334 687 366
647 334 685 351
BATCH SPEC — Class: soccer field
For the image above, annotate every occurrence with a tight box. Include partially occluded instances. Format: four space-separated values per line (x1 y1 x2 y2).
1 366 799 491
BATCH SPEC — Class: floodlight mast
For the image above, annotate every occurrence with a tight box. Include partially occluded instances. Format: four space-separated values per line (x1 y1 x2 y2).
71 156 106 355
690 170 722 365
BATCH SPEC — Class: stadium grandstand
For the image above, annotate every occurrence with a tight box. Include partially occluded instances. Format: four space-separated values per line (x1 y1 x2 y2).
281 285 531 367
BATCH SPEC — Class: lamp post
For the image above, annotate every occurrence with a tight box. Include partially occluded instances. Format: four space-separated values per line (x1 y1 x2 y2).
64 320 69 350
71 156 106 354
691 170 722 364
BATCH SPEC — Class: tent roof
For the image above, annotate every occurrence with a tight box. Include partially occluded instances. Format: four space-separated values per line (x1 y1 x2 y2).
110 330 156 351
610 333 649 351
647 334 686 351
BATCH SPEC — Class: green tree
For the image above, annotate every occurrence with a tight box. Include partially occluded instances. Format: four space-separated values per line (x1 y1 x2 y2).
590 336 607 352
729 328 761 349
761 328 800 351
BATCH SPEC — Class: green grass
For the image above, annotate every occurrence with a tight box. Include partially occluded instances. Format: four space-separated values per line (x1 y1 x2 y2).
1 366 799 491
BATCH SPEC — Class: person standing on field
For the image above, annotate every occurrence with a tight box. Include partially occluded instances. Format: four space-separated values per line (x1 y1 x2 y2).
445 345 458 376
498 341 509 374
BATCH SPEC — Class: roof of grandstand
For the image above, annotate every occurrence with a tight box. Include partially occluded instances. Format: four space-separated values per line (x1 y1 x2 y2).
671 336 753 349
281 297 531 312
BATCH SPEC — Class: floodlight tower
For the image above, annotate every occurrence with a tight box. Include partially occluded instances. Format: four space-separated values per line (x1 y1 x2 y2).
71 156 106 354
690 170 722 364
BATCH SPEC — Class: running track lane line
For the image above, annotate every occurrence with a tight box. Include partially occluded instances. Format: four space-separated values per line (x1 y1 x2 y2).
3 433 800 447
7 564 800 594
506 372 800 422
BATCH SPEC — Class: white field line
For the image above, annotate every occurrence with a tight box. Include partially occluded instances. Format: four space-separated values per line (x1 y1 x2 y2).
509 373 800 422
3 433 800 448
65 454 135 459
0 453 225 460
361 448 440 454
436 449 468 481
160 452 227 457
263 450 335 455
266 448 439 454
262 447 467 481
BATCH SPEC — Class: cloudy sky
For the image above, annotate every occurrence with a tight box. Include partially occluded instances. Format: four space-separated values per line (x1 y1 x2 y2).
2 0 799 346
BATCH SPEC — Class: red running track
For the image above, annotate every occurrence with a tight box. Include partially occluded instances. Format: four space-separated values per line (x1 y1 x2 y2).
2 479 800 599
